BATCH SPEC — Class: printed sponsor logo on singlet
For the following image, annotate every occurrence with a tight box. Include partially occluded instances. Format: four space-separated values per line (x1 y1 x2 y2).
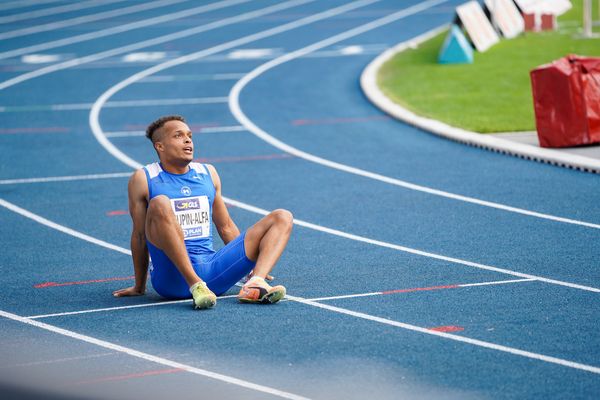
170 195 210 240
173 199 200 211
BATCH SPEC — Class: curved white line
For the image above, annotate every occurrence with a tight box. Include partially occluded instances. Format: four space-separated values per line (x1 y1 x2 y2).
228 3 600 230
84 0 599 294
0 0 190 42
0 0 315 91
88 0 380 169
0 0 123 24
360 26 600 174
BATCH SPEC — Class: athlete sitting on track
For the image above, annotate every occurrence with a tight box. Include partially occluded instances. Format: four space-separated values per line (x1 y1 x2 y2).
112 115 293 309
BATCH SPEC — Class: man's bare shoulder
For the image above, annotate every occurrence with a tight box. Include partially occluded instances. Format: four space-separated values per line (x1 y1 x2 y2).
205 164 221 188
128 169 146 184
128 169 148 198
204 163 217 175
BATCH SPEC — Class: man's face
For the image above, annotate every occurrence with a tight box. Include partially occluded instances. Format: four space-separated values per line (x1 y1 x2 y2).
154 120 194 163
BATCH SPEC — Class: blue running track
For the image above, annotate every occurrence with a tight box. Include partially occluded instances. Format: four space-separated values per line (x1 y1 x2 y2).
0 1 599 399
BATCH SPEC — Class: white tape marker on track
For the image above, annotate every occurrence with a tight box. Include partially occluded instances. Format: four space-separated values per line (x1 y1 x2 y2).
228 1 600 231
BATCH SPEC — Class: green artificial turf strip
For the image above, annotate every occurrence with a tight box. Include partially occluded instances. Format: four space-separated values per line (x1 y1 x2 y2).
378 0 600 133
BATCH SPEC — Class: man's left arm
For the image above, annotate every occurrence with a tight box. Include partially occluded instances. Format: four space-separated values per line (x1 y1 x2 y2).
207 164 240 244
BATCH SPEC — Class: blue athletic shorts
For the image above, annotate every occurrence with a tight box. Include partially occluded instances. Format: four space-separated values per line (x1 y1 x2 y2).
147 232 256 298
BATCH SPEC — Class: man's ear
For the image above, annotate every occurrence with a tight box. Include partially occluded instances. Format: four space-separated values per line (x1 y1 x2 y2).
154 141 164 152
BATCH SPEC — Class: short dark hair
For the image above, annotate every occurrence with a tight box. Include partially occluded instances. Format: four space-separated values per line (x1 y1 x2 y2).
146 115 185 142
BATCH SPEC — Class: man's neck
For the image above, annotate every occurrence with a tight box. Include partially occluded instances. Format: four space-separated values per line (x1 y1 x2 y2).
160 160 190 175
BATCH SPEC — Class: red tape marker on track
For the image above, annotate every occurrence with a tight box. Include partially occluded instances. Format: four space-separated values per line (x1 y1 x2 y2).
106 210 128 216
382 284 459 295
429 326 465 333
34 276 134 288
70 368 183 386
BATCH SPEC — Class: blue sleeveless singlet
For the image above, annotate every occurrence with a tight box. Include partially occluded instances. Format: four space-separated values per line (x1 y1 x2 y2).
142 162 255 298
143 162 216 261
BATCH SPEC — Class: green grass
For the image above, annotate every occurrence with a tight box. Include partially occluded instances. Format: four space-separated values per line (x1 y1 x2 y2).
378 0 600 133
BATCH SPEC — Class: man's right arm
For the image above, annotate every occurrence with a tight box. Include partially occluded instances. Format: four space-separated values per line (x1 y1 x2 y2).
113 169 149 297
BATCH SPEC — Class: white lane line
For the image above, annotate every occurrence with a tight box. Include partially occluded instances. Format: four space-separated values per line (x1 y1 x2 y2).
286 295 600 375
213 73 247 80
1 199 599 375
0 172 131 185
306 278 537 301
0 0 63 13
104 97 229 107
201 125 247 133
88 0 381 168
0 198 131 256
105 126 246 137
27 295 238 320
459 278 536 288
307 292 381 302
228 2 600 231
0 97 229 112
0 0 245 55
28 279 535 319
224 198 600 294
0 0 124 24
139 74 249 83
0 309 310 400
0 0 316 90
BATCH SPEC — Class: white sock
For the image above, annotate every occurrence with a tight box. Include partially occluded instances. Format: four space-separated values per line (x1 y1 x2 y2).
246 276 265 285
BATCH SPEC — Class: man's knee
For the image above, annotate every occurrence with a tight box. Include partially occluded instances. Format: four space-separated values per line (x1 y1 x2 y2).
271 209 293 232
147 195 173 223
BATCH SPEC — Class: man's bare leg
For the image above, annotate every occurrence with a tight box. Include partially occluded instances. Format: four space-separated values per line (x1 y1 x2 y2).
240 209 293 303
146 195 215 308
244 209 293 277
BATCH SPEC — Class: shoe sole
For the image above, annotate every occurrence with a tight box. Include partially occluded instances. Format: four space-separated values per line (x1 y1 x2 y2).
239 287 286 304
193 297 216 309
